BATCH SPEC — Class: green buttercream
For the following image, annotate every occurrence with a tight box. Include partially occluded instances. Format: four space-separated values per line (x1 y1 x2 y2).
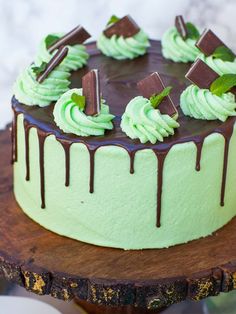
97 30 150 60
198 53 236 75
53 88 115 136
162 27 199 63
13 64 70 107
35 33 89 71
180 85 236 122
121 96 179 144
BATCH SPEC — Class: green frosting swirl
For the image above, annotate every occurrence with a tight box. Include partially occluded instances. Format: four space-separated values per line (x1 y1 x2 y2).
180 84 236 122
35 33 89 71
162 27 199 63
198 53 236 75
121 96 179 144
53 88 115 136
13 64 70 107
97 30 150 60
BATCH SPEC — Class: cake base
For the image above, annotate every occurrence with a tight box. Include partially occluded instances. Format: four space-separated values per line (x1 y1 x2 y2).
1 127 236 312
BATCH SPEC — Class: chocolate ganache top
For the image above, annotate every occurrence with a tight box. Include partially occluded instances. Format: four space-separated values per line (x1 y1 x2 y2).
12 40 235 153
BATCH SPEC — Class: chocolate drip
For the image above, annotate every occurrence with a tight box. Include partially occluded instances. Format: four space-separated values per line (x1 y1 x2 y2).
220 133 233 206
37 130 46 209
60 141 72 187
11 120 14 164
129 150 136 174
88 148 97 193
12 111 20 163
154 151 168 228
24 119 31 181
195 140 204 171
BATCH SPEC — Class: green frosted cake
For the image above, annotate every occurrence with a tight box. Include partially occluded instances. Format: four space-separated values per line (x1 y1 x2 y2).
12 17 236 250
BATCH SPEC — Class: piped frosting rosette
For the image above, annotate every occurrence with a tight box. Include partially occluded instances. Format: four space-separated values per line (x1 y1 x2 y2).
180 58 236 122
53 88 114 136
180 85 236 122
162 16 200 63
121 96 179 144
97 15 150 60
195 29 236 75
197 53 236 75
13 49 70 107
97 30 150 60
35 33 89 71
162 27 199 63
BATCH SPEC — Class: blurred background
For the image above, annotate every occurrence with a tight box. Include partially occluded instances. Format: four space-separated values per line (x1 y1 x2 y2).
1 0 236 312
0 0 236 128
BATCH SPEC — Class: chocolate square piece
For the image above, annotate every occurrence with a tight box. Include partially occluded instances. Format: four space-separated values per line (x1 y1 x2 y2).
137 72 178 117
186 58 236 95
82 70 101 116
48 25 91 53
175 15 188 39
103 15 140 38
185 58 219 89
37 46 69 83
196 29 233 56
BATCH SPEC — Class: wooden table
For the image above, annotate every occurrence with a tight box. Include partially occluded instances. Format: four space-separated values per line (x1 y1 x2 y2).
1 127 236 313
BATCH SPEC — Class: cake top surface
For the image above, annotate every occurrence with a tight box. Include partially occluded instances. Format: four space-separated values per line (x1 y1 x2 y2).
12 40 235 152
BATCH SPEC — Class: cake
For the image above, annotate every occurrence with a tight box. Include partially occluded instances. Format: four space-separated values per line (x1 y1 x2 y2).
12 16 236 250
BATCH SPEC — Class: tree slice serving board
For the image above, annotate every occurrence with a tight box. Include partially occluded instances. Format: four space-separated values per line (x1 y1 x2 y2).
1 127 236 312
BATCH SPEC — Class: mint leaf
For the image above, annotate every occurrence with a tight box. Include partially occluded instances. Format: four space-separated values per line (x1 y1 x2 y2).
186 22 200 40
71 93 86 110
210 74 236 96
45 34 60 49
32 62 47 76
150 86 172 108
212 46 235 62
107 15 120 26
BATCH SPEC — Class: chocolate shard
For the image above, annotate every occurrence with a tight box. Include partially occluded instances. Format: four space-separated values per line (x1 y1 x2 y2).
196 29 234 56
37 46 69 83
137 72 178 117
82 69 101 116
175 15 188 39
48 25 91 53
103 15 140 38
185 58 219 89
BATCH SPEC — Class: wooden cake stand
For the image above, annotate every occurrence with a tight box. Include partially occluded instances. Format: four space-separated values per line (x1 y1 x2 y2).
1 127 236 314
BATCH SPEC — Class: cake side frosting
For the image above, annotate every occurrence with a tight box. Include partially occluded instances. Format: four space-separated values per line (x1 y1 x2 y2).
13 110 236 249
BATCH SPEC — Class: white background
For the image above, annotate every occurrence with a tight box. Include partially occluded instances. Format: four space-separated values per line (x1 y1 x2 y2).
0 0 235 127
